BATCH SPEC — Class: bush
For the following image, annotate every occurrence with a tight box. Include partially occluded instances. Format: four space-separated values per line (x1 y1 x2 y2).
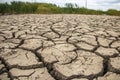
106 9 120 16
36 3 60 14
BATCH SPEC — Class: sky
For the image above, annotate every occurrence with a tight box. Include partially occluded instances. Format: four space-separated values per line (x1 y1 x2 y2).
0 0 120 11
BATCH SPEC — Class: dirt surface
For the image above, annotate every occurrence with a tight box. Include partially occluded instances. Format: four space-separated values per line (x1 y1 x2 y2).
0 14 120 80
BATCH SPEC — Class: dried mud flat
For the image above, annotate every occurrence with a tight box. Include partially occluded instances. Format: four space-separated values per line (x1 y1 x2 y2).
0 14 120 80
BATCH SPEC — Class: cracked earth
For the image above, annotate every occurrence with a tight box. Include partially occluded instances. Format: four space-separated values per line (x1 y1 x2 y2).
0 14 120 80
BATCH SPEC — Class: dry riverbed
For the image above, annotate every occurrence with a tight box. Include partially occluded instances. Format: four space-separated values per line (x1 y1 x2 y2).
0 14 120 80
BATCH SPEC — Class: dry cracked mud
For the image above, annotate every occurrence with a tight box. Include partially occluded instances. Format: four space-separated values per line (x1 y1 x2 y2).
0 14 120 80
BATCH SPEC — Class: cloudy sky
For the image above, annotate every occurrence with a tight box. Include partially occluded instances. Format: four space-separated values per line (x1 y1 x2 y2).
0 0 120 11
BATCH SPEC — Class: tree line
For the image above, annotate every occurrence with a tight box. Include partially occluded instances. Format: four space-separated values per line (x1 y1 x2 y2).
0 1 120 16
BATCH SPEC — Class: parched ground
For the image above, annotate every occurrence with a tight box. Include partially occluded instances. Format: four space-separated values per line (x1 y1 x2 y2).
0 14 120 80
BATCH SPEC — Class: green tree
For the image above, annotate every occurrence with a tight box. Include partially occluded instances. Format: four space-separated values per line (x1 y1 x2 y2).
0 3 10 14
